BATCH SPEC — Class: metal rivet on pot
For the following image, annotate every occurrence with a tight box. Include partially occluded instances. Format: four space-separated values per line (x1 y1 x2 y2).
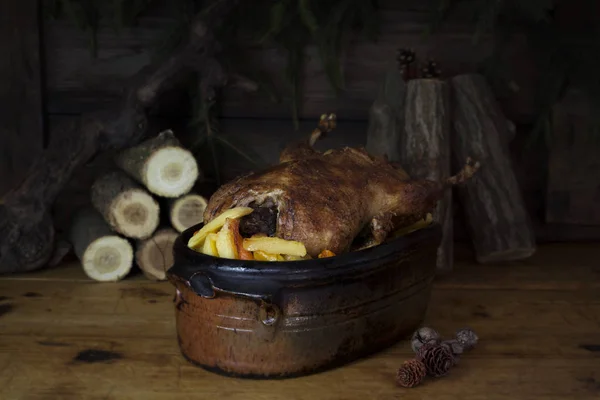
259 303 280 326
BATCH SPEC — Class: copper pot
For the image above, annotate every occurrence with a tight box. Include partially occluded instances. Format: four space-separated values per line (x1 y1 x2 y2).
167 223 441 379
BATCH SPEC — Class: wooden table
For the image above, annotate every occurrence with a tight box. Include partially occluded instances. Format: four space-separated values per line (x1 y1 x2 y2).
1 243 599 399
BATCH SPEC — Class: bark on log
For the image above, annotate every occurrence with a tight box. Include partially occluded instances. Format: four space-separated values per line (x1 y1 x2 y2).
69 208 133 282
169 193 208 233
451 74 536 263
91 171 160 240
115 130 200 198
135 227 179 281
401 78 453 271
0 0 240 274
365 68 408 173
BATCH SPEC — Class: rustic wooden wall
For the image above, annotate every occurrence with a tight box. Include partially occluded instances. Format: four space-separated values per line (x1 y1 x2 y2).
42 0 537 124
0 0 45 198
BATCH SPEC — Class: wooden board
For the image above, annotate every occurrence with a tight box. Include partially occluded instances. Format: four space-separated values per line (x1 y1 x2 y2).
546 88 600 225
1 243 600 399
0 0 44 197
42 1 537 124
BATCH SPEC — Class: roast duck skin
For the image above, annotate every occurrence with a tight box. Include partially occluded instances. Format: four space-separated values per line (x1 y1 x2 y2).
203 115 480 258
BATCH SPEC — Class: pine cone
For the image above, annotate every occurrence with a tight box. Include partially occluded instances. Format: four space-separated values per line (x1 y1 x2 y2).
396 48 416 66
441 339 464 356
416 343 455 377
420 59 441 79
396 359 427 388
411 326 441 353
456 327 479 351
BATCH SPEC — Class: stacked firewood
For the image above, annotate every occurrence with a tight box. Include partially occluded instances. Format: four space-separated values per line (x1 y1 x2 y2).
366 49 536 271
69 130 207 282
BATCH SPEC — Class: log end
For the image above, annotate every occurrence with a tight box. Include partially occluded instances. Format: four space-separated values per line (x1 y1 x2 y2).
145 147 199 198
82 235 134 282
135 228 179 281
170 194 208 233
110 189 160 239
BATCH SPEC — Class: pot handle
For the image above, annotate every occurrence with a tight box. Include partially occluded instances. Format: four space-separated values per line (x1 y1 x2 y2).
183 271 281 327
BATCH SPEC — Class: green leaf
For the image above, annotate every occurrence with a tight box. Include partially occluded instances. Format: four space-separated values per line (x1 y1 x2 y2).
314 0 355 93
214 135 265 167
298 0 319 34
284 44 305 130
259 1 286 43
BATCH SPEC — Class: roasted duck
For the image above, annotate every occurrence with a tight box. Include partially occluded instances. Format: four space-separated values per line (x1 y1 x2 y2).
197 115 480 258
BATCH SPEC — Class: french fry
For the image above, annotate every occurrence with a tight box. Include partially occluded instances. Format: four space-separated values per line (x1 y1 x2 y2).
393 213 434 238
215 219 239 259
253 251 284 262
243 236 307 257
188 207 253 249
201 233 219 257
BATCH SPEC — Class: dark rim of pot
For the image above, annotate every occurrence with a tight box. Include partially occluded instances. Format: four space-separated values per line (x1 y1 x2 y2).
170 222 442 280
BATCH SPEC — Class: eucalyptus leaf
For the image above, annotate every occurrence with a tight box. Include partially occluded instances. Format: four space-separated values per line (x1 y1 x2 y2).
214 135 266 167
298 0 319 34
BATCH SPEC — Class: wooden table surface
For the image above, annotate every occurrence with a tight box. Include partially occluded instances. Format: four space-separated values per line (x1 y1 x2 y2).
1 243 599 400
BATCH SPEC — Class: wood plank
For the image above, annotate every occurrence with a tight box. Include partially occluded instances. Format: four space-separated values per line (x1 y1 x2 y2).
0 0 44 197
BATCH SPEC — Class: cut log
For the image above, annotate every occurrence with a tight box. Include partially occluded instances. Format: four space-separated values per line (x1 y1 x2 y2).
135 228 179 281
69 208 133 282
451 74 536 263
401 78 453 271
169 193 208 233
90 171 160 240
115 130 199 198
365 67 408 172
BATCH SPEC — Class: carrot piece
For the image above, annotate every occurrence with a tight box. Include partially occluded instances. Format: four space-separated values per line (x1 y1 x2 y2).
229 219 254 260
318 249 336 258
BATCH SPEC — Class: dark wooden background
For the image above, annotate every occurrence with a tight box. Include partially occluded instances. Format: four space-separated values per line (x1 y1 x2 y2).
2 0 599 243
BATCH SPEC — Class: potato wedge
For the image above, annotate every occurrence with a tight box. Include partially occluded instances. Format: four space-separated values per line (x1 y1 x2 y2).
215 219 239 259
201 233 219 257
253 251 284 262
243 237 307 257
188 207 253 249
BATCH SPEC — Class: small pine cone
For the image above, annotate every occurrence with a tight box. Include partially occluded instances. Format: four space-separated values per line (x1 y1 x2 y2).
456 327 479 351
441 339 464 356
411 326 441 353
396 48 416 66
396 359 427 388
416 343 455 377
